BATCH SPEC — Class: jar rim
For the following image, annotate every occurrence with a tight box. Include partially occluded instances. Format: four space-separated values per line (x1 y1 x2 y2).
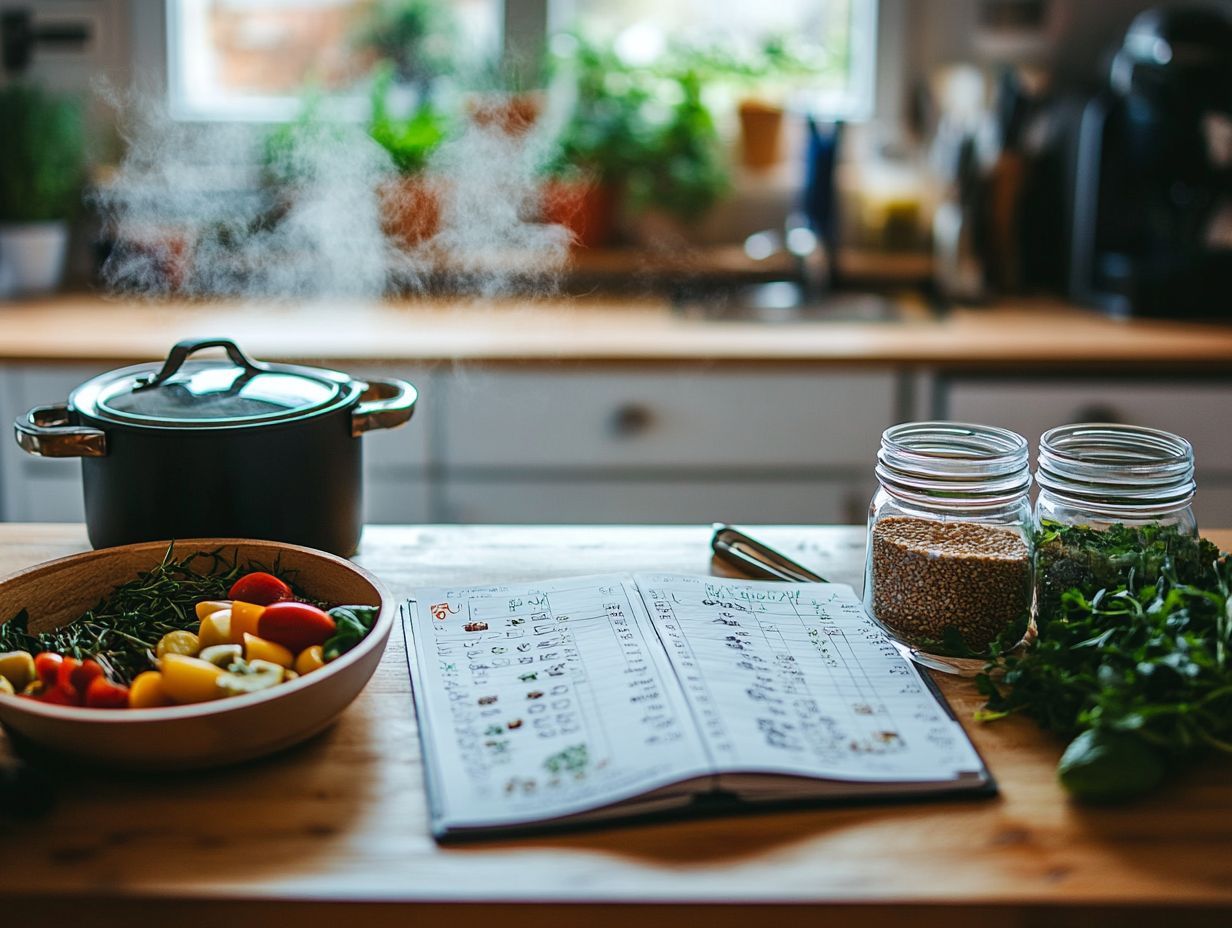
1037 422 1195 508
877 421 1031 509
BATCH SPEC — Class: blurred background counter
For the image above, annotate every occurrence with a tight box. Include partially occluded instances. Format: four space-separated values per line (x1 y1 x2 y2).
1 292 1230 528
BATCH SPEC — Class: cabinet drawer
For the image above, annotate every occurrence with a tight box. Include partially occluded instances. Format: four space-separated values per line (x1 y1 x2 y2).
440 370 895 470
944 380 1232 471
362 476 432 524
7 472 86 523
440 476 874 525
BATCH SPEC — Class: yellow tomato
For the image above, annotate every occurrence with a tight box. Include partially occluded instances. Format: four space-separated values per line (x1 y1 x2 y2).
243 633 294 669
294 645 326 676
160 654 224 704
129 670 173 708
197 610 232 650
229 601 266 644
156 630 200 659
0 650 35 691
194 600 231 620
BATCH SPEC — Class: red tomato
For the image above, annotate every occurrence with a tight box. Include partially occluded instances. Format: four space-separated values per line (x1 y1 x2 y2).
258 602 336 654
38 686 79 706
70 659 104 693
53 657 84 704
84 677 131 709
228 572 293 606
33 652 64 687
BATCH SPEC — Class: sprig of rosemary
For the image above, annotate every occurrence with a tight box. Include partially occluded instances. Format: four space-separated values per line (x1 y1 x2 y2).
0 545 303 685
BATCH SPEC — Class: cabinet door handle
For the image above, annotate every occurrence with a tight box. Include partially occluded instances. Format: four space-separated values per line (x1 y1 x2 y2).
607 403 654 438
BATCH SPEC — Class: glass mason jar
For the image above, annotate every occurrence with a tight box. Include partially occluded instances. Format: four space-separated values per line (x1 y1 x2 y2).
864 422 1034 675
1034 423 1197 623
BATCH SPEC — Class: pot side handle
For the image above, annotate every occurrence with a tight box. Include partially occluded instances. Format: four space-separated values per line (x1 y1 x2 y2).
14 404 107 458
351 379 417 437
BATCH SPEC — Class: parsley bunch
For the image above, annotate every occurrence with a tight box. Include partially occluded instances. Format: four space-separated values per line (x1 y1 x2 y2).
978 524 1231 802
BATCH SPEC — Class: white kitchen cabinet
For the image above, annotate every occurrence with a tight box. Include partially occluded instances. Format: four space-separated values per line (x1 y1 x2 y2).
440 475 876 525
438 369 895 469
942 377 1232 523
0 363 111 523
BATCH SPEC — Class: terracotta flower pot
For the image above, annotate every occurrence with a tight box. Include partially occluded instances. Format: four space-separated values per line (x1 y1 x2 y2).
380 175 442 247
541 179 617 250
465 92 543 137
738 99 785 170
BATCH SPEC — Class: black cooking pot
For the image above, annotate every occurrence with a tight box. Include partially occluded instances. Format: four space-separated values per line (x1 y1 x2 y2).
13 338 416 556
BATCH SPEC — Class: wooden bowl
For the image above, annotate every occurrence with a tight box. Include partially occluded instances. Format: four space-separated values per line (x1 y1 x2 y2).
0 538 394 770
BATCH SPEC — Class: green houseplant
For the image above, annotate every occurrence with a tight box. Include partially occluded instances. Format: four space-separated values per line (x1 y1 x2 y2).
367 65 449 246
545 38 727 248
0 83 85 296
624 66 727 227
543 37 647 248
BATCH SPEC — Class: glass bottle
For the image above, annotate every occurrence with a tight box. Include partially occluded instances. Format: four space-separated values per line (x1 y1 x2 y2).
1034 423 1197 623
864 421 1034 675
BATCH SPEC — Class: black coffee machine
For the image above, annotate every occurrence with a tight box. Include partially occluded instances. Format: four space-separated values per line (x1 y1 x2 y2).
1069 5 1232 317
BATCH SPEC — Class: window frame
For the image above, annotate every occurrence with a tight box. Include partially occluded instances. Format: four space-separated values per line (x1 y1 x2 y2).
145 0 885 124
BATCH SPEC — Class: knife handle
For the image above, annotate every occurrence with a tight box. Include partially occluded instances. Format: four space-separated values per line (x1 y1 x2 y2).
710 524 827 584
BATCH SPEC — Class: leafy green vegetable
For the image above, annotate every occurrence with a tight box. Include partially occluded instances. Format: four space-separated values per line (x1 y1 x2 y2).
323 605 380 661
1057 728 1166 803
978 523 1231 802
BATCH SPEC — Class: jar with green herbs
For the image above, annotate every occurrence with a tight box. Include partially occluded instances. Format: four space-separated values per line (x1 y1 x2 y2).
864 422 1034 674
1034 423 1200 625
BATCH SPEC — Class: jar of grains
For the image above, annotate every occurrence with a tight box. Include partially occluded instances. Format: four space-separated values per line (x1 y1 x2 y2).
864 421 1034 674
1034 423 1196 624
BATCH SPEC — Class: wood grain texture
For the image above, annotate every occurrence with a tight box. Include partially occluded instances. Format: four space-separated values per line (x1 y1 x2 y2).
1 295 1231 368
0 524 1229 928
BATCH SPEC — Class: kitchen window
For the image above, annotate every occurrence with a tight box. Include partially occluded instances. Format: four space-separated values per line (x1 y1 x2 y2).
163 0 878 121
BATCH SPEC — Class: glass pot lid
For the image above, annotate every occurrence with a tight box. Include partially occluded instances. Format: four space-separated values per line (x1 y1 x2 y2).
72 338 357 428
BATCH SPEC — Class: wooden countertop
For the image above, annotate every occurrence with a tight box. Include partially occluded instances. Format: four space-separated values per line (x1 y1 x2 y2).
2 294 1232 368
1 523 1230 927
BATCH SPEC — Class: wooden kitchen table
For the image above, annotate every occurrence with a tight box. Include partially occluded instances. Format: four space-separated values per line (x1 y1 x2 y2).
1 523 1230 928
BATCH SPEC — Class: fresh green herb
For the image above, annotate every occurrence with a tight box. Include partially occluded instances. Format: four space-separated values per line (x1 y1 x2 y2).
0 545 303 685
1035 519 1219 625
978 525 1230 802
322 605 379 661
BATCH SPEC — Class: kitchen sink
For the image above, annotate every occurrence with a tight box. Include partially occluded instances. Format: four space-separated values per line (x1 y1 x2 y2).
672 284 926 323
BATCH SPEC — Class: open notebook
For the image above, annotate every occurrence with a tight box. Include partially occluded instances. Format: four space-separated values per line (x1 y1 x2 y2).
403 573 994 839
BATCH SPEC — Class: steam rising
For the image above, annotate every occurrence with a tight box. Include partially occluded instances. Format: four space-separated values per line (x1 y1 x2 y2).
94 89 569 299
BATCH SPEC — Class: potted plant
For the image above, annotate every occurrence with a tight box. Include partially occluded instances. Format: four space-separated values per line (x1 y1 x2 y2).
0 83 85 297
623 67 728 247
367 67 449 247
542 37 646 249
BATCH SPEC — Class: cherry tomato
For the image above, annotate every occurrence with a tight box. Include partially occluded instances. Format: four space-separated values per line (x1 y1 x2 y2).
37 685 79 706
84 677 131 709
257 602 336 655
228 572 293 607
33 652 64 687
70 659 104 693
45 656 87 704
